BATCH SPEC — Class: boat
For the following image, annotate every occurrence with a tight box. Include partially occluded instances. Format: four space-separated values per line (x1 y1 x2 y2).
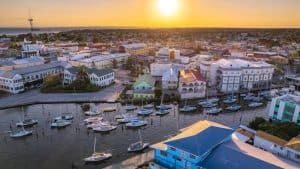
51 119 72 128
93 124 117 132
248 102 263 108
223 98 237 104
199 98 219 105
206 107 222 115
126 119 147 128
179 105 197 112
10 127 32 138
125 105 137 111
84 137 112 163
250 96 262 102
116 114 136 123
137 109 153 116
200 102 218 108
143 104 154 109
128 130 149 152
103 107 116 113
83 116 103 124
53 115 73 121
225 105 242 111
155 109 169 116
87 121 110 129
16 119 38 127
156 104 172 110
85 111 101 116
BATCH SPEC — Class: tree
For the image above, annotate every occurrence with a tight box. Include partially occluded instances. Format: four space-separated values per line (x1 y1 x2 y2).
248 117 267 130
44 75 61 88
111 59 118 68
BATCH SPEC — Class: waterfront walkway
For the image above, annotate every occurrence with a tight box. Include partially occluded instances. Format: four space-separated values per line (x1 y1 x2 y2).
0 83 124 110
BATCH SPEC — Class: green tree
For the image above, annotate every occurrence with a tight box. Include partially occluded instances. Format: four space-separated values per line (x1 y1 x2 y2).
248 117 267 130
44 75 61 87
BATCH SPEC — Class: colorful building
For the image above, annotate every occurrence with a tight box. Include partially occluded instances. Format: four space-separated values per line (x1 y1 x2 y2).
269 94 300 125
133 74 155 100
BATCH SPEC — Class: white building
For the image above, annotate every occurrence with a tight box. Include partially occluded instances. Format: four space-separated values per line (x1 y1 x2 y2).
200 59 274 93
178 69 206 99
119 43 148 56
0 57 44 71
68 52 129 69
63 67 115 87
162 67 179 90
21 39 44 58
0 62 68 94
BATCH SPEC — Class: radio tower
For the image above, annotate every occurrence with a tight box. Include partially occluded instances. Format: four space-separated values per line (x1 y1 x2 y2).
28 9 34 32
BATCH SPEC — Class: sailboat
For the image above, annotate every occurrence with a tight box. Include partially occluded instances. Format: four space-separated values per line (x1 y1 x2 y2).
179 100 197 112
84 137 112 163
156 93 172 110
248 102 263 108
85 105 101 116
92 123 117 132
51 119 72 128
137 99 153 116
127 130 149 152
225 104 242 111
126 118 148 128
125 99 137 111
10 126 32 138
16 107 38 127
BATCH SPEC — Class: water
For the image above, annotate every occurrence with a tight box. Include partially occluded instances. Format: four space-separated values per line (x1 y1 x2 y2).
0 101 269 169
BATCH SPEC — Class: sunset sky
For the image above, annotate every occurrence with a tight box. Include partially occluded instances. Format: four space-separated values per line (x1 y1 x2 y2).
0 0 300 28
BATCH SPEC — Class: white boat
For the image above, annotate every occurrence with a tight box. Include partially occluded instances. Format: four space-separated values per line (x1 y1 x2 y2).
125 105 137 111
93 124 117 132
85 111 101 116
16 119 38 127
137 109 153 116
53 115 73 121
128 130 149 152
179 105 197 112
156 104 172 110
249 102 263 108
226 105 242 111
206 107 222 115
51 119 72 128
83 116 103 124
86 121 110 129
116 114 136 123
84 137 112 163
10 127 32 138
223 98 237 104
200 102 218 108
126 119 147 128
143 104 154 109
155 109 169 116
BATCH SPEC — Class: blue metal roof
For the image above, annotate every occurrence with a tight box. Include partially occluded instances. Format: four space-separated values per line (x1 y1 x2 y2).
202 143 282 169
165 126 234 157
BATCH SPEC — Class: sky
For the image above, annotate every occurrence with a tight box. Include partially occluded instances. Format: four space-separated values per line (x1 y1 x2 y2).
0 0 300 28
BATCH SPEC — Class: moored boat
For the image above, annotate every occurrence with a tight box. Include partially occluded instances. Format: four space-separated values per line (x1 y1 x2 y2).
155 109 169 116
85 111 101 116
53 115 73 121
16 119 38 127
179 105 197 112
126 119 147 128
206 107 222 115
84 137 112 163
51 119 72 128
225 105 242 111
93 124 117 132
248 102 263 108
10 127 32 138
137 109 153 116
223 98 237 104
125 105 137 111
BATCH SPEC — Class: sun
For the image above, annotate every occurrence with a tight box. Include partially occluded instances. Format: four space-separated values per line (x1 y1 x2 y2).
158 0 179 16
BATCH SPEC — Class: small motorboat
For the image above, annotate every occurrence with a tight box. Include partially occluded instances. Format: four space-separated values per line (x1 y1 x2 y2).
156 104 172 110
128 141 149 152
53 115 73 121
84 137 112 163
179 105 197 112
226 105 242 111
125 105 137 111
206 107 222 115
93 124 117 132
16 119 38 127
137 109 153 116
126 119 147 128
143 104 154 109
85 111 101 116
51 119 72 128
223 98 237 104
83 117 103 124
155 109 169 116
102 107 116 113
10 127 32 138
248 102 263 108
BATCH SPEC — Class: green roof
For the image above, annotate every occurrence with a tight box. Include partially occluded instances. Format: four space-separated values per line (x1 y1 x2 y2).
134 74 155 87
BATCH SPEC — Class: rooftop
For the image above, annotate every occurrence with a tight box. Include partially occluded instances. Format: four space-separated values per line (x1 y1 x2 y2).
180 69 206 83
134 74 156 87
121 43 146 49
256 130 288 146
277 94 300 105
66 67 114 77
286 136 300 152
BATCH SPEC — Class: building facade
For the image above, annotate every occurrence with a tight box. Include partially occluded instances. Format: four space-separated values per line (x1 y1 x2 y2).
268 94 300 125
133 74 156 100
162 67 179 90
119 43 148 56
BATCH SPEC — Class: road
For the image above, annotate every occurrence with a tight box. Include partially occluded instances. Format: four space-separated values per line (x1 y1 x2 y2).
0 83 124 110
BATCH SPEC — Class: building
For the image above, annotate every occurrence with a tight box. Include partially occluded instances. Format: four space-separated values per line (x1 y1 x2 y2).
21 39 44 58
0 57 44 71
68 52 129 69
0 62 67 94
151 120 300 169
119 43 148 56
133 74 156 100
200 59 274 93
269 94 300 125
162 67 179 90
178 69 206 99
63 67 114 87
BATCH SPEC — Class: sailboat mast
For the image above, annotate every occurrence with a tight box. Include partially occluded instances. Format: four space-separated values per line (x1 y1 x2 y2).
93 137 96 153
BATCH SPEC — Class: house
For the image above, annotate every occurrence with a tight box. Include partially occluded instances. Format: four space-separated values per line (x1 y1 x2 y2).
268 94 300 125
63 67 114 87
133 74 156 100
178 69 206 99
162 67 178 90
119 43 148 56
151 120 300 169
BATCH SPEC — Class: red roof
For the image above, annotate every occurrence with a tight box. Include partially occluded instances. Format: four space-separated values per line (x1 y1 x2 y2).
180 69 206 83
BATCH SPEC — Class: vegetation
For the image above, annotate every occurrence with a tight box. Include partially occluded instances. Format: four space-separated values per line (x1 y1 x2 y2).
111 59 118 68
41 66 100 93
288 50 300 62
248 117 300 141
